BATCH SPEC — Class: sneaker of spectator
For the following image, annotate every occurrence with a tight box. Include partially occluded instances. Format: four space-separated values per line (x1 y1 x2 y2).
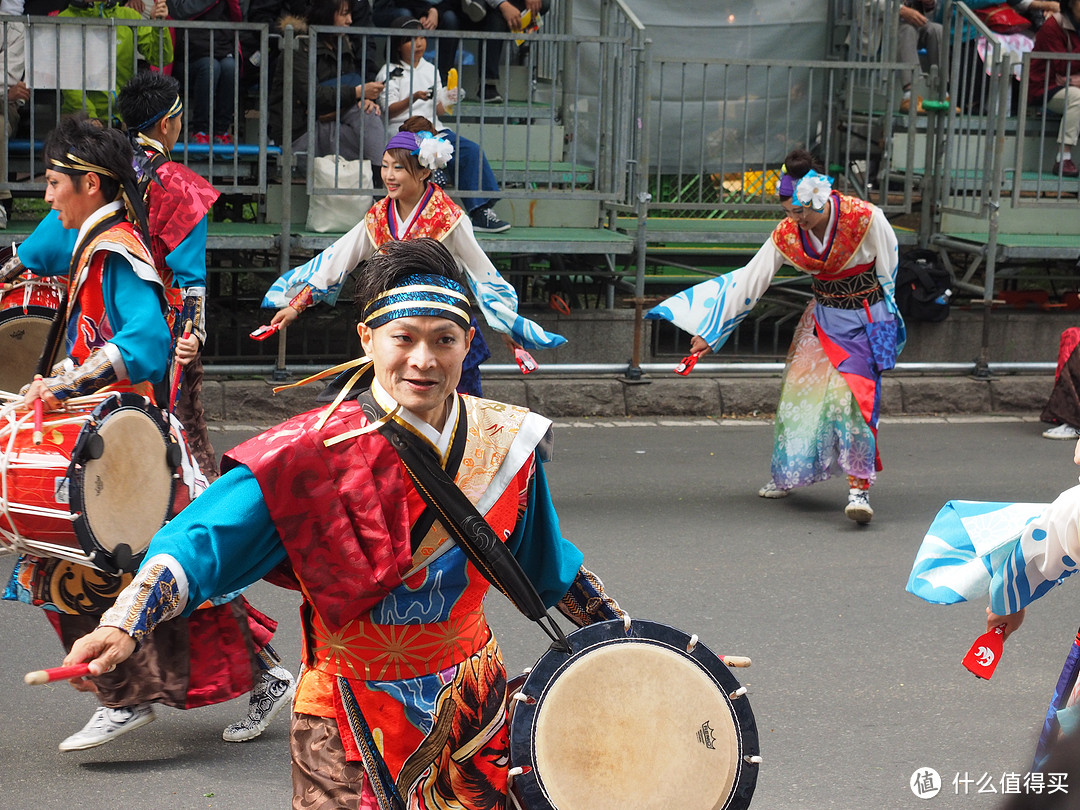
1053 158 1080 178
469 205 510 233
481 84 504 103
214 132 234 146
193 131 211 145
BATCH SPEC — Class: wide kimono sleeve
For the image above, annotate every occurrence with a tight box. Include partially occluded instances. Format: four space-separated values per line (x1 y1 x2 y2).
906 485 1080 615
165 216 210 290
16 210 77 276
644 235 786 352
100 465 288 641
261 218 374 308
445 217 567 350
504 458 584 609
100 253 173 384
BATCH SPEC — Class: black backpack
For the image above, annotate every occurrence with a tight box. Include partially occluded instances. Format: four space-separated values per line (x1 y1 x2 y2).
895 249 952 322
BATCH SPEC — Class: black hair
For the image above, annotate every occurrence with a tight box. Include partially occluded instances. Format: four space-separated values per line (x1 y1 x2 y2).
389 16 423 58
117 71 180 135
779 148 826 201
307 0 349 27
43 114 134 203
353 238 465 314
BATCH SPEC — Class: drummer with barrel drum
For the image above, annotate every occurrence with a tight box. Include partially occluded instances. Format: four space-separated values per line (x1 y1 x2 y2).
3 115 292 752
63 238 762 809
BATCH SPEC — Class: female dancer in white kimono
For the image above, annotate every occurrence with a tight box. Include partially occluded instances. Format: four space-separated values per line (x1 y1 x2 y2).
647 149 904 523
263 127 563 396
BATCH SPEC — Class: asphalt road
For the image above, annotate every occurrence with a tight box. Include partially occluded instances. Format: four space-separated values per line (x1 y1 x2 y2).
2 416 1078 810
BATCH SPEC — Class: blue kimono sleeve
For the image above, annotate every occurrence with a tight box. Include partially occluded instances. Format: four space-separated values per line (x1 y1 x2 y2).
165 216 209 289
143 465 289 615
505 458 584 609
17 210 77 276
101 253 173 384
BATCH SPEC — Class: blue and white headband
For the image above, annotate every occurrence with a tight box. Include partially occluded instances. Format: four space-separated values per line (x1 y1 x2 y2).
362 273 473 330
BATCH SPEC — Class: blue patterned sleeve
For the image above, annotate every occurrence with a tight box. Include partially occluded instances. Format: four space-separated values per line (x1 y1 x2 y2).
145 465 289 614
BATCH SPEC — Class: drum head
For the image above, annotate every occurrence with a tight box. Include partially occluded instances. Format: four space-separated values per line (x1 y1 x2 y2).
510 620 759 810
70 395 176 572
0 311 54 393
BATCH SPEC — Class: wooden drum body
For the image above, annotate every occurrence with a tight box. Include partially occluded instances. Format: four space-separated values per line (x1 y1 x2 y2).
508 619 760 810
0 392 188 573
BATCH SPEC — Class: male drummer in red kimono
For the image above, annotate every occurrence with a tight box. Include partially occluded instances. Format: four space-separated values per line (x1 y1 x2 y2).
7 115 294 752
65 237 625 809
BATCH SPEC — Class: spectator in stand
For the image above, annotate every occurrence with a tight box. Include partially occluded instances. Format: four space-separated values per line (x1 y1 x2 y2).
170 0 246 144
898 1 944 113
377 17 510 232
268 0 386 167
459 0 546 103
0 0 28 229
372 0 462 82
1030 0 1080 177
57 0 172 121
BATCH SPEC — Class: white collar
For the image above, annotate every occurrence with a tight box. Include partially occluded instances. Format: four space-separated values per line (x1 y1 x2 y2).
371 377 458 458
74 200 125 244
805 198 837 253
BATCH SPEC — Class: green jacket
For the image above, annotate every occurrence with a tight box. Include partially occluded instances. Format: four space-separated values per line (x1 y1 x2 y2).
57 3 173 121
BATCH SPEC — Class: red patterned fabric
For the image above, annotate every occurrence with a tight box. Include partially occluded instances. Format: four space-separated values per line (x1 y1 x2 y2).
223 402 414 629
68 222 157 366
145 155 219 307
365 183 463 247
772 193 875 275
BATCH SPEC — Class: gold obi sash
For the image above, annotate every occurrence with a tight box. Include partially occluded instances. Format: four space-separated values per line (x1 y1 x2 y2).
305 607 492 682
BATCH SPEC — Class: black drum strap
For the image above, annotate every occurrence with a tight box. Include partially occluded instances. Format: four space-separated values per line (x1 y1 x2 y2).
374 409 570 655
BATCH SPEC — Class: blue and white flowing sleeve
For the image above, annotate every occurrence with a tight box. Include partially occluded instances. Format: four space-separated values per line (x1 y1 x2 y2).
644 238 784 351
100 465 288 639
446 218 566 350
262 219 374 308
868 205 907 352
906 485 1080 615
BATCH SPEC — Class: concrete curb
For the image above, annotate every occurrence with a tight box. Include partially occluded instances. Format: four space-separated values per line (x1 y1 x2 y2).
202 373 1057 423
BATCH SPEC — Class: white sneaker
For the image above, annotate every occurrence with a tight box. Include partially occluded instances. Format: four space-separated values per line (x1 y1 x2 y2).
845 488 874 524
0 204 9 230
222 667 296 742
58 704 155 751
758 481 790 498
1043 423 1080 440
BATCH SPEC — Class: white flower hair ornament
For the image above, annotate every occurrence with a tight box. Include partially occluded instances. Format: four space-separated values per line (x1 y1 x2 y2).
416 131 454 171
793 170 834 212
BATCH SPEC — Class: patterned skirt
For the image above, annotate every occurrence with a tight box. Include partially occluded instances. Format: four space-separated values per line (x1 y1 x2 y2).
770 304 879 489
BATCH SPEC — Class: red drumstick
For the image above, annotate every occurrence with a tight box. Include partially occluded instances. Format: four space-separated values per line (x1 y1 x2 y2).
32 374 44 445
24 663 92 685
168 319 193 412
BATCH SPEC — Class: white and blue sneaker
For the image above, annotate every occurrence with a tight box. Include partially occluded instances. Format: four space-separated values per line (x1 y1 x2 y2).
59 703 155 751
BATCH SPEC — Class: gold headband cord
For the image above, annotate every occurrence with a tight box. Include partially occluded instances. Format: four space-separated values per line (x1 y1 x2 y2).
271 356 402 443
51 152 120 180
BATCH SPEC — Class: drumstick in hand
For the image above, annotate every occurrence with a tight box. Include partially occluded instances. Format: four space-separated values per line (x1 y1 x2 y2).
32 374 44 445
24 663 91 685
168 320 193 412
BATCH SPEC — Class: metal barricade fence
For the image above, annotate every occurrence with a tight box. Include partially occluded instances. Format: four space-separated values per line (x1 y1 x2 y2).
0 15 273 197
293 21 641 211
1013 50 1080 208
641 55 910 218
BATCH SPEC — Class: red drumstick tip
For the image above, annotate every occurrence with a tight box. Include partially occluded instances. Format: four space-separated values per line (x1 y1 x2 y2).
24 663 92 685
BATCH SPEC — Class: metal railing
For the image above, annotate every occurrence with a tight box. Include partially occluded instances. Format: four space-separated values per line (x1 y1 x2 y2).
1 15 273 196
